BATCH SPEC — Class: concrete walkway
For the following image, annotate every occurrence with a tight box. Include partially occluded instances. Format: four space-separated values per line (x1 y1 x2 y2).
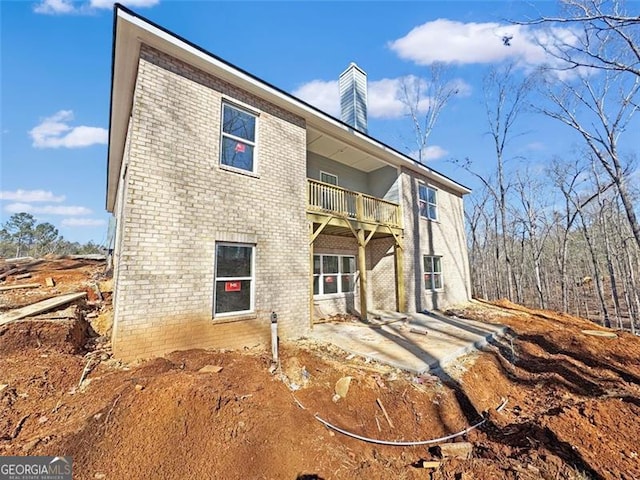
309 310 506 374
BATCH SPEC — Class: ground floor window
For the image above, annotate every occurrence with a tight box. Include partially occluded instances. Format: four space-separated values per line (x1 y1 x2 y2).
214 243 254 315
423 255 443 290
313 254 356 295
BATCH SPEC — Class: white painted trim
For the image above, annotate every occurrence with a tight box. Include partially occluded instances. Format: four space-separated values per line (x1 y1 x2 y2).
220 101 258 174
213 242 256 317
319 170 338 186
108 8 470 213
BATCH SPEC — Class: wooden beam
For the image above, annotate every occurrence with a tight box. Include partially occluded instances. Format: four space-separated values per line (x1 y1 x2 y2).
395 242 406 313
0 292 87 326
309 236 315 329
357 229 368 321
306 212 403 238
0 283 40 292
309 216 332 245
386 225 403 249
363 225 378 247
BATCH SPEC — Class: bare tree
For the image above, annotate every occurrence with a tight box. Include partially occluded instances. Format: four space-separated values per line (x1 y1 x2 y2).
540 66 640 250
521 0 640 250
400 63 460 164
482 62 535 301
517 0 640 77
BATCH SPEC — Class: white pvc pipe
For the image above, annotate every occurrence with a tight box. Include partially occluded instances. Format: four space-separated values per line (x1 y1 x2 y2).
314 398 508 447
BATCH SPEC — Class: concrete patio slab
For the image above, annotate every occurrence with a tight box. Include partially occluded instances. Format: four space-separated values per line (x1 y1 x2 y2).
309 310 506 374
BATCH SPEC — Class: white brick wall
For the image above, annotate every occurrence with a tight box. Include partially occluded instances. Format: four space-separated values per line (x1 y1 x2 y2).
399 167 471 312
112 45 309 360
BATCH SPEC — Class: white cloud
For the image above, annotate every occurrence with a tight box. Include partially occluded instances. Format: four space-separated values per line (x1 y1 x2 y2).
29 110 107 149
408 145 449 162
293 75 471 120
294 80 340 117
34 0 75 14
4 203 92 216
524 141 546 151
388 19 577 70
89 0 159 9
422 145 448 161
0 189 66 203
61 218 107 227
34 0 158 15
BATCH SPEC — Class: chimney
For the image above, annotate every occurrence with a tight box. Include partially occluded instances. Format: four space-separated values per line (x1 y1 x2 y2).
339 62 368 134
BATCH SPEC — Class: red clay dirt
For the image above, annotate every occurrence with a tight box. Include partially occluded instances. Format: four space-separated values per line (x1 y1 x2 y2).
1 260 639 479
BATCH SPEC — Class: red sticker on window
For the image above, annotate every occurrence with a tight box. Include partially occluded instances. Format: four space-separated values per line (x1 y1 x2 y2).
225 281 241 292
326 276 334 283
235 142 246 153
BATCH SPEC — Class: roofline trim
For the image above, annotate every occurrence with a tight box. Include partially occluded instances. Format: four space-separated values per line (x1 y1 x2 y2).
107 3 470 211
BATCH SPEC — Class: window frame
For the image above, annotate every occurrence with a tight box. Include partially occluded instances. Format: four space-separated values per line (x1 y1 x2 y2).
423 255 443 291
320 171 338 186
219 102 258 174
418 183 438 221
214 242 256 317
313 254 356 296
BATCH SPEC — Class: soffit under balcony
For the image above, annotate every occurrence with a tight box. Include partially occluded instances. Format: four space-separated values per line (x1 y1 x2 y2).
307 127 388 173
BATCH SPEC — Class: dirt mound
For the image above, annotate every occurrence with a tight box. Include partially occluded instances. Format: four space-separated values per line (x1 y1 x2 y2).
2 283 640 479
0 317 89 355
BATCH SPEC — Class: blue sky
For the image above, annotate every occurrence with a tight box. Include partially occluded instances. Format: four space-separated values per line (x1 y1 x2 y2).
1 0 638 244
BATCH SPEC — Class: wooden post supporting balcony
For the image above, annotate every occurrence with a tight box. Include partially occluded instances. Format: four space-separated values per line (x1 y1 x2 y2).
395 243 406 312
307 178 405 322
356 195 368 320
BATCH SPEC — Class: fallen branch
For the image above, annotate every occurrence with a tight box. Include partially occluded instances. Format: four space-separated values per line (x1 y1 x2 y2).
376 398 394 429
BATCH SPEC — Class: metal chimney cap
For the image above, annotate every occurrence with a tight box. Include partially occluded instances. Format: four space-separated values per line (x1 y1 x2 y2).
340 62 367 77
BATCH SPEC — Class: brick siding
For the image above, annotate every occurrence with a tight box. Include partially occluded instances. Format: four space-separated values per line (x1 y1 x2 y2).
112 45 309 360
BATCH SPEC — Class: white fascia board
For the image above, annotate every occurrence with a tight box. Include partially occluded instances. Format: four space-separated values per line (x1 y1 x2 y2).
107 7 470 212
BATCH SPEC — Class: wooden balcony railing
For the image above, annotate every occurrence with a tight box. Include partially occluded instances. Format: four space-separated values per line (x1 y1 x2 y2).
307 179 402 229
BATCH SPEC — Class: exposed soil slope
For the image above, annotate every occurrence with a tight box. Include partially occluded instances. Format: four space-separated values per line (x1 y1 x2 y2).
1 262 639 480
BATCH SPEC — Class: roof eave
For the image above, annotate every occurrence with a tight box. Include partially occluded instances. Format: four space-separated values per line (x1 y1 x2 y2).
106 5 471 211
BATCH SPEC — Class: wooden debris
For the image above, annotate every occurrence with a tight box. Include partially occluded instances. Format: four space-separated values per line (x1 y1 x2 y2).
45 277 56 287
0 292 87 326
408 326 428 335
0 259 42 281
15 273 32 280
421 461 441 469
0 268 24 281
0 283 40 292
199 365 223 373
581 329 617 338
376 398 394 428
438 442 473 460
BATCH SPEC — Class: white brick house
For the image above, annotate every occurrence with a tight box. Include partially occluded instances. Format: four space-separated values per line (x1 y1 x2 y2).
107 6 472 360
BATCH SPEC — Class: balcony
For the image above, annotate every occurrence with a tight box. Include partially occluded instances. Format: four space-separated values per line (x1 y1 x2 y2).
307 178 402 230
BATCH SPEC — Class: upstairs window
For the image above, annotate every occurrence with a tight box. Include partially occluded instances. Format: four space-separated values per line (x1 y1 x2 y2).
220 103 256 172
423 255 443 290
419 184 438 220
